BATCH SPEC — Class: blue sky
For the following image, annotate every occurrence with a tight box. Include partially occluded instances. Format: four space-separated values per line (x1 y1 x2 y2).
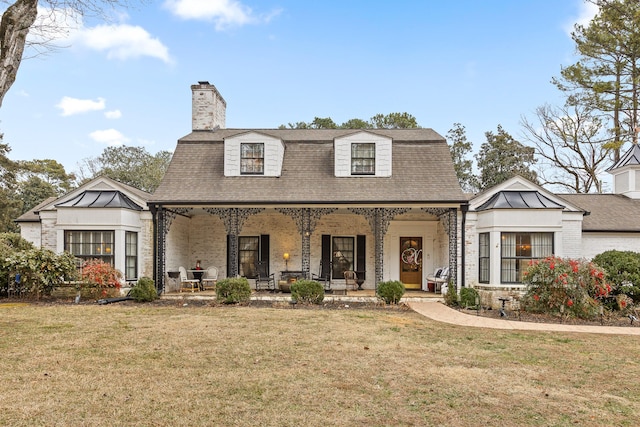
0 0 598 176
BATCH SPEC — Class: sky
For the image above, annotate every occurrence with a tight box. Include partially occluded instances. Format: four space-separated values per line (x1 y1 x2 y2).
0 0 599 178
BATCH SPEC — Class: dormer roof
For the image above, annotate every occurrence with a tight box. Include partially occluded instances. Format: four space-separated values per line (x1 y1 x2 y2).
607 144 640 171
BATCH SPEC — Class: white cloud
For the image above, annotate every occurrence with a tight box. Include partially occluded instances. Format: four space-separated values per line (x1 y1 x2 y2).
73 24 172 63
89 129 130 146
56 96 105 116
564 1 599 36
163 0 281 31
27 7 171 63
105 110 122 119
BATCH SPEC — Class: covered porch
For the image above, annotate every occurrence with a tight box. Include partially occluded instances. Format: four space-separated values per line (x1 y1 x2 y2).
150 204 461 294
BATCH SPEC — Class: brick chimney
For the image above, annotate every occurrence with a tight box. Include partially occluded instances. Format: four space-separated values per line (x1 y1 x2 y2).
191 81 226 130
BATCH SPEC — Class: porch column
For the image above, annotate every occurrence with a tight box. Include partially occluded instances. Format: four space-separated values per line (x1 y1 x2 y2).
151 206 191 293
276 208 337 278
151 204 165 292
422 207 458 287
348 208 410 286
205 208 264 277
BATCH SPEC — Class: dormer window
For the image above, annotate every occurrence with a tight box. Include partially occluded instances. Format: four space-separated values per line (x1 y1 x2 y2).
241 143 264 175
351 143 375 175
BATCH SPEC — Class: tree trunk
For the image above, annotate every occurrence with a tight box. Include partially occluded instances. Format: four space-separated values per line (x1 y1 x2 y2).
0 0 39 108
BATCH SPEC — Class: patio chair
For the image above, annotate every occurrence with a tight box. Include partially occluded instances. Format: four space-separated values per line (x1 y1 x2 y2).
255 261 276 292
344 270 358 291
179 266 199 293
427 266 449 293
201 266 218 291
312 261 331 292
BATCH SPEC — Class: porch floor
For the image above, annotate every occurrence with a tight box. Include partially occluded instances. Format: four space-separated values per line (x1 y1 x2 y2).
161 289 444 303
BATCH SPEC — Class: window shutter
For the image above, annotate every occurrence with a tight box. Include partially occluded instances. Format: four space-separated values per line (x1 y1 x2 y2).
356 235 366 280
321 234 331 277
260 235 270 274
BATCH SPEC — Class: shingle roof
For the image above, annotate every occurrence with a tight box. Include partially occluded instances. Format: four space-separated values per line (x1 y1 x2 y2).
14 197 57 222
557 194 640 231
150 128 466 205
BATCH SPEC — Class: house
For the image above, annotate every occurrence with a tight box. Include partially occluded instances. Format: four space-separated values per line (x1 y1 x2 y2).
15 176 154 284
148 82 468 293
17 81 640 303
464 143 640 303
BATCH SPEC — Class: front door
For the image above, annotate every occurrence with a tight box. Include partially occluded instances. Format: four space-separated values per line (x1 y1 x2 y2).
400 237 422 290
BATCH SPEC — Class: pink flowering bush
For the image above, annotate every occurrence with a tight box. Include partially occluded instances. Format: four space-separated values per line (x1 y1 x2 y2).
81 259 123 298
521 256 610 319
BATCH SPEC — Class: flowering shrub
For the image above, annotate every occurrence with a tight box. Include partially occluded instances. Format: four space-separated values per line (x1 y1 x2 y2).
81 259 123 298
521 256 610 319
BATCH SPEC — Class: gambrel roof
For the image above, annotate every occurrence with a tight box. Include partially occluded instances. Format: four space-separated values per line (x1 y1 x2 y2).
150 128 466 205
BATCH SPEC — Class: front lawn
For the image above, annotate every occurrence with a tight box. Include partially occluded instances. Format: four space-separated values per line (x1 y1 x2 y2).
0 302 638 426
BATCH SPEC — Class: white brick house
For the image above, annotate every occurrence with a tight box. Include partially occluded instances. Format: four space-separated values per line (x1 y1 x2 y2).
149 82 467 293
17 82 640 299
464 144 640 302
16 176 153 283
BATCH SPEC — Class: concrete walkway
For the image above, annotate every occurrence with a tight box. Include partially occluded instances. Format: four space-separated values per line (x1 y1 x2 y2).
408 300 640 336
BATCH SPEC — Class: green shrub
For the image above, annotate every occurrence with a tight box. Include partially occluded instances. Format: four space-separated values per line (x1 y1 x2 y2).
592 250 640 304
0 233 35 291
459 287 480 309
376 280 405 304
443 282 459 307
216 277 251 304
129 277 158 302
291 280 324 304
4 248 78 297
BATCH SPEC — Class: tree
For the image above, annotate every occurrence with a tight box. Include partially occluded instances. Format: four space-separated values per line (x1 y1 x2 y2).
16 159 76 213
475 125 537 190
340 118 372 129
0 0 134 108
77 145 172 193
0 138 21 232
521 104 611 193
446 123 478 193
280 112 420 129
369 112 419 129
553 0 640 160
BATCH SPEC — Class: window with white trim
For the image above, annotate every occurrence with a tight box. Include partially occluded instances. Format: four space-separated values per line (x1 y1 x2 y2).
351 143 375 175
125 231 137 280
479 233 490 283
241 143 264 175
64 231 114 265
501 232 553 283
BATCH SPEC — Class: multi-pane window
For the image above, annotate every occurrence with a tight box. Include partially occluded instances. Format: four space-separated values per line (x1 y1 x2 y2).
501 232 553 283
240 143 264 175
332 236 354 279
125 231 137 280
64 231 114 265
351 143 375 175
479 233 490 283
238 236 260 278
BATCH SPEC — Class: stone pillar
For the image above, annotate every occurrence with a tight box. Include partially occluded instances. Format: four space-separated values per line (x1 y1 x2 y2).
276 208 337 278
